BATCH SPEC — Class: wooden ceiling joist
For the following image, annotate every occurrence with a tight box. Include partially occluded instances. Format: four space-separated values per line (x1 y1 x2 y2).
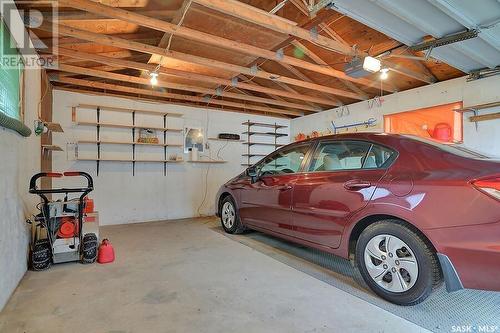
290 40 369 99
50 64 307 115
49 48 336 107
191 0 354 55
53 9 175 21
56 0 378 92
53 85 287 118
50 76 302 117
191 0 435 84
37 23 361 100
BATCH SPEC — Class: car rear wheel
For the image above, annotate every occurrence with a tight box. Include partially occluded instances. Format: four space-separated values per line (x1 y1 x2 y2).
356 220 441 305
220 196 247 234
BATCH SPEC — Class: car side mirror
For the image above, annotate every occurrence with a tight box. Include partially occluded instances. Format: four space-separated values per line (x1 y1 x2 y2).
246 166 258 183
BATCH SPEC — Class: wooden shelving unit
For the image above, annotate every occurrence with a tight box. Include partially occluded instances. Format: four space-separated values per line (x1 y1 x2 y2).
242 120 288 167
187 160 227 164
73 105 184 176
77 158 183 163
77 140 182 147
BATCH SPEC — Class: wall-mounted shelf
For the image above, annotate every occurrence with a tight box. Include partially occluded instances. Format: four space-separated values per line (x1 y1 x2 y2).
187 160 227 164
208 137 244 142
73 105 184 176
242 120 288 167
42 144 63 152
242 121 287 129
44 122 64 133
77 121 182 133
77 158 183 163
76 104 183 117
242 153 267 157
243 142 285 147
77 140 182 147
242 131 288 137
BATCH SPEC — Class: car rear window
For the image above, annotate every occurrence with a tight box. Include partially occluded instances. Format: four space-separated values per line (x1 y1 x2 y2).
403 135 490 159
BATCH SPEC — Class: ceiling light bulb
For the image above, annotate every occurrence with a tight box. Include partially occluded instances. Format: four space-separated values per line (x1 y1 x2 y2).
150 72 158 85
380 68 389 80
363 56 381 73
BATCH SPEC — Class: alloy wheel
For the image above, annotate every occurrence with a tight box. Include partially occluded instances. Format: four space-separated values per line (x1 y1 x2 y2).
221 202 236 229
364 234 419 293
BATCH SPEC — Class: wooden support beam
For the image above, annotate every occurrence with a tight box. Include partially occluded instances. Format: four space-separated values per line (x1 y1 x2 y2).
53 85 288 118
59 50 134 64
288 0 310 16
291 40 369 99
51 76 302 117
149 0 194 65
278 62 343 105
190 0 353 55
51 47 334 107
57 0 375 91
50 9 175 21
50 64 305 116
37 23 359 100
191 0 436 84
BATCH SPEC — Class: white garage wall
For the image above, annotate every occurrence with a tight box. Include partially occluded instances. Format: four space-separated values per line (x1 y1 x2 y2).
291 75 500 157
0 69 41 311
0 2 42 310
51 90 290 226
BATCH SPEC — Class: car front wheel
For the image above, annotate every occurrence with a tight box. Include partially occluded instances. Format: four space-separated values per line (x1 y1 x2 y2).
220 196 247 234
356 220 442 305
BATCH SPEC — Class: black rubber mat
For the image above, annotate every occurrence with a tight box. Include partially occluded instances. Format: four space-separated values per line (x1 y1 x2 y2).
209 222 500 333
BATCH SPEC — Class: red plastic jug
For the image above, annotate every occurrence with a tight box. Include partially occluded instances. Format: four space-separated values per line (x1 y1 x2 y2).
97 239 115 264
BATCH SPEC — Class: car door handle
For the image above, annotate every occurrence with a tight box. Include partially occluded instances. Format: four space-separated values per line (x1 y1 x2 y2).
276 185 293 191
344 180 372 190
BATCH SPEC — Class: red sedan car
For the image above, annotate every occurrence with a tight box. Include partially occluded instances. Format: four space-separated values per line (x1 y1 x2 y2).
216 133 500 305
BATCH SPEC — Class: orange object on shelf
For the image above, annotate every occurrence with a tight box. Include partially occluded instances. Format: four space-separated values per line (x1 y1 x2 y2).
384 102 463 143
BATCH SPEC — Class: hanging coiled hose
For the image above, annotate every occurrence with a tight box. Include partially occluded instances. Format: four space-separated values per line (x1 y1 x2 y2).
0 112 31 137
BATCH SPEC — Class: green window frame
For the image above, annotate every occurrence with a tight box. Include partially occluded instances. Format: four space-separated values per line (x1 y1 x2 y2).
0 19 23 120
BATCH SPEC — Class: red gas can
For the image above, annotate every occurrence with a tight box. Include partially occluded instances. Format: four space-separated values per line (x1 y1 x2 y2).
97 239 115 264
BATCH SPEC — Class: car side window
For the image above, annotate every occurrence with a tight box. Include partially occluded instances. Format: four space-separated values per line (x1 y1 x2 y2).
363 144 396 169
309 141 372 172
258 145 309 176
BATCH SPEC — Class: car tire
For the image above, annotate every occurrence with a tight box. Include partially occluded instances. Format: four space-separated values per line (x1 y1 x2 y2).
355 219 442 306
220 196 247 234
31 239 52 271
81 233 98 264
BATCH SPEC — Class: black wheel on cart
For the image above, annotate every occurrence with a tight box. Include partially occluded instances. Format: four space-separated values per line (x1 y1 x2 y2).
31 239 52 271
81 233 98 264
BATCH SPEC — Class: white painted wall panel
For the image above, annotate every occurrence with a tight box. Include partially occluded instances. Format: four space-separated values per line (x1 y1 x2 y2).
51 91 290 226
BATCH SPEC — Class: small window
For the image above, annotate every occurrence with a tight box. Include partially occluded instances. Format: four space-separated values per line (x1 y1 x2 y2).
363 144 396 169
258 144 309 176
0 21 23 120
309 141 372 172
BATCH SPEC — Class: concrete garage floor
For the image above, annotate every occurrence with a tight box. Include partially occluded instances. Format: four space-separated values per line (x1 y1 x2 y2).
0 218 429 333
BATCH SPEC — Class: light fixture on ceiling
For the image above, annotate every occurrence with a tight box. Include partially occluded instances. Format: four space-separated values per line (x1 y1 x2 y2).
380 68 389 80
363 56 382 73
149 72 159 86
345 56 382 78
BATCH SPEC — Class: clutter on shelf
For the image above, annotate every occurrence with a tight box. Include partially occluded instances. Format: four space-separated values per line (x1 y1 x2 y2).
138 128 159 144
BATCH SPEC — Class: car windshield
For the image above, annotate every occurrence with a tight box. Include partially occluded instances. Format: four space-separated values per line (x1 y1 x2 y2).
403 135 490 159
